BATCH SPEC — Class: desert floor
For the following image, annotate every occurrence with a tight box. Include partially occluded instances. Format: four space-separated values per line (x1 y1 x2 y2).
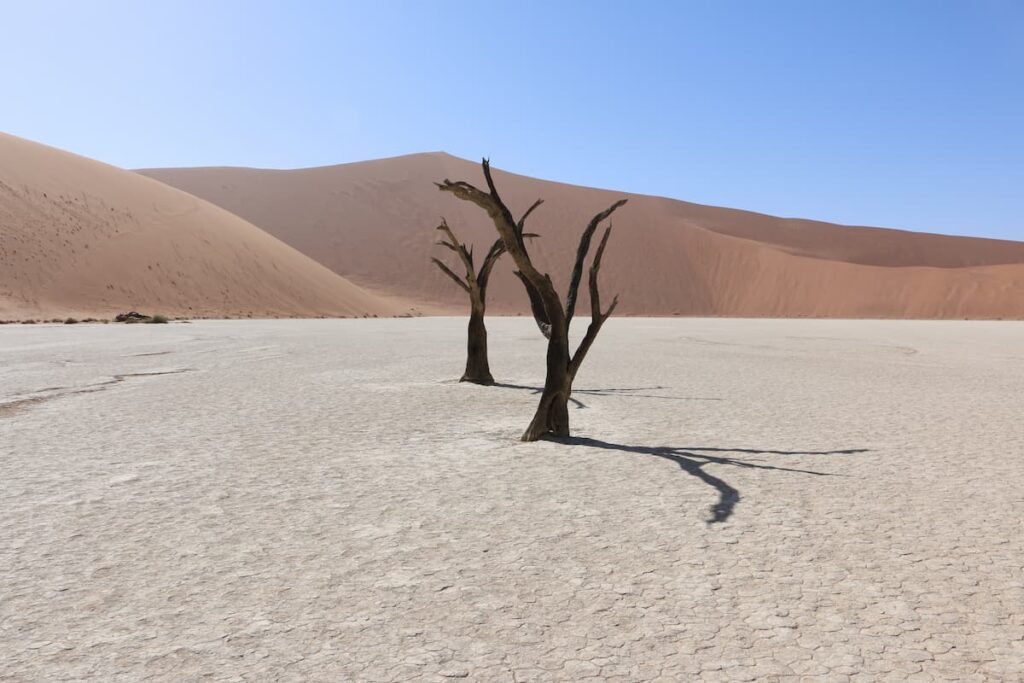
1 318 1022 682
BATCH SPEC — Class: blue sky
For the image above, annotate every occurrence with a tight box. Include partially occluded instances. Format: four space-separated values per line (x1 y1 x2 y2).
4 1 1022 240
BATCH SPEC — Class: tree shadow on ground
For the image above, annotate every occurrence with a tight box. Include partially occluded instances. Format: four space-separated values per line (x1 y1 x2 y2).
554 436 868 524
492 383 724 410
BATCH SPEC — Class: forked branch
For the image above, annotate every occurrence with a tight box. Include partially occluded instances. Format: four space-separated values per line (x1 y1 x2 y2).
516 198 545 248
569 224 619 379
477 238 507 290
435 219 474 274
431 218 506 295
565 199 628 325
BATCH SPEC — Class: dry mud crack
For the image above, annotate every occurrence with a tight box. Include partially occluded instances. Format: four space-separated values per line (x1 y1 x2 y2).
0 368 194 417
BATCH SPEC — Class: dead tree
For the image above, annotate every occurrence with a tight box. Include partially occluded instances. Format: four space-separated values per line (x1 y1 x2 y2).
437 160 627 441
431 219 506 385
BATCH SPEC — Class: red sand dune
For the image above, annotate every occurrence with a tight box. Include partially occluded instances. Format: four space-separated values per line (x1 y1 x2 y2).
140 153 1024 319
0 133 408 320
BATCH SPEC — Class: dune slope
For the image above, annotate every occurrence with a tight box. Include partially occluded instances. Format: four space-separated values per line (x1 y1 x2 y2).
0 133 405 319
141 153 1024 319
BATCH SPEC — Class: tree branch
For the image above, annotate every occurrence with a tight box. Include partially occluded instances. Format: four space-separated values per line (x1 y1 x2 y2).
437 172 551 305
569 225 619 379
435 219 474 274
516 198 544 241
438 160 568 345
431 257 470 292
589 225 614 318
565 199 627 325
515 271 553 339
481 158 516 228
477 238 507 291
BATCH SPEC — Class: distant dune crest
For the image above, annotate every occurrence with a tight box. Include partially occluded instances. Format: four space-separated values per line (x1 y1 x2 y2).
140 152 1024 319
2 133 1022 320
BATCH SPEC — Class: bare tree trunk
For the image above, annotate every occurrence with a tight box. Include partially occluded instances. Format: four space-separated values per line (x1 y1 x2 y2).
461 299 494 385
523 327 572 439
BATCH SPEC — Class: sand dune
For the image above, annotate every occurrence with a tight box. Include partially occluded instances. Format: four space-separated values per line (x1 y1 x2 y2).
141 153 1024 319
0 133 409 320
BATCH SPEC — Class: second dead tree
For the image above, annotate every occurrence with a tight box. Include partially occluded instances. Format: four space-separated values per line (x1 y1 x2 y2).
431 219 506 385
437 159 627 441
